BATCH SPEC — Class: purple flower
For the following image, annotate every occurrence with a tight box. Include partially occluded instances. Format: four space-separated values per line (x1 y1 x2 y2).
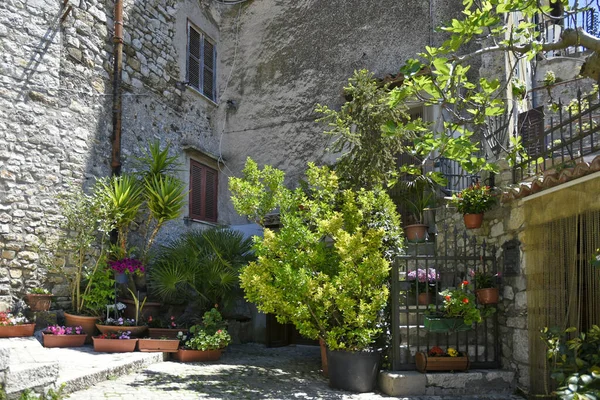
407 268 439 283
108 258 145 275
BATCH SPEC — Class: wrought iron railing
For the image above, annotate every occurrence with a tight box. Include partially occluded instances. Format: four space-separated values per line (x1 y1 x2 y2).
513 90 600 182
390 227 500 371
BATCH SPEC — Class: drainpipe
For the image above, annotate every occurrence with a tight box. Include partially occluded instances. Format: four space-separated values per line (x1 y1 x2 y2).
111 0 124 176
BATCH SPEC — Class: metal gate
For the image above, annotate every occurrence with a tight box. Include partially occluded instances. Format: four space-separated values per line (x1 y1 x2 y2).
390 226 501 370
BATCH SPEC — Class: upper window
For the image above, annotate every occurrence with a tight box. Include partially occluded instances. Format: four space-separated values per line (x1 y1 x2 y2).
189 159 218 223
187 23 217 102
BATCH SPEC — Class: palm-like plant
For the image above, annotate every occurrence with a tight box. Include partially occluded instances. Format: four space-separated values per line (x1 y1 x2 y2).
148 228 255 313
144 174 187 251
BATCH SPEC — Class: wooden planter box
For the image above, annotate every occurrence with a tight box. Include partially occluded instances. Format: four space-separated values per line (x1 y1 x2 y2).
147 328 187 339
42 332 87 348
423 315 471 333
0 324 36 338
24 294 53 312
137 338 180 353
92 337 138 353
171 349 222 362
415 351 469 372
96 324 148 338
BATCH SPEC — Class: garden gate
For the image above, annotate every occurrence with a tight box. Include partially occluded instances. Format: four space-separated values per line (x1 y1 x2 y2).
390 226 501 370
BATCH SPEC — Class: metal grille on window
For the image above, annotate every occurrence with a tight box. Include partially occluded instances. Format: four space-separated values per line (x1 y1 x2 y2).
203 39 215 101
188 27 201 90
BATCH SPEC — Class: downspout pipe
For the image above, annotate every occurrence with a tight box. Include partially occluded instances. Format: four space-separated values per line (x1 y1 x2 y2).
111 0 124 177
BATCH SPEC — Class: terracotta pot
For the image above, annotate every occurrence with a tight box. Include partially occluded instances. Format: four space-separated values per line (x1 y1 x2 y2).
476 287 499 304
119 298 162 321
64 313 100 344
404 224 428 242
92 337 138 353
463 213 484 229
42 332 86 348
137 338 180 353
0 324 35 338
24 294 53 312
148 328 188 339
172 349 222 362
418 292 434 305
96 324 148 338
319 338 328 377
415 351 469 372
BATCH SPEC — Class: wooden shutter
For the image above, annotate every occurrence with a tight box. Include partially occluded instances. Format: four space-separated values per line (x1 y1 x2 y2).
189 160 218 222
188 26 201 90
518 106 545 158
203 38 215 101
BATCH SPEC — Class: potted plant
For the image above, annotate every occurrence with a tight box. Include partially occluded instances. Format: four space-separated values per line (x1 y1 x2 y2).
397 174 438 242
0 311 35 338
424 281 495 333
229 160 404 393
42 325 86 348
92 331 138 353
145 315 187 339
97 290 148 337
450 183 496 229
23 288 53 312
108 257 145 285
469 268 500 304
406 268 439 305
415 346 469 372
137 336 180 353
172 308 231 362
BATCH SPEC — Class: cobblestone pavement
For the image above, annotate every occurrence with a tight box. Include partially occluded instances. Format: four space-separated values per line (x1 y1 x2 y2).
66 344 525 400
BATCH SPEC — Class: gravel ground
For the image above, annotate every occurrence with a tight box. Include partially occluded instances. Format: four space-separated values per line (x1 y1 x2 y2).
66 344 525 400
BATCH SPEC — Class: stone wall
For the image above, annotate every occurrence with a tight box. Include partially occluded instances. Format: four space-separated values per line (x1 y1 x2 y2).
0 0 220 308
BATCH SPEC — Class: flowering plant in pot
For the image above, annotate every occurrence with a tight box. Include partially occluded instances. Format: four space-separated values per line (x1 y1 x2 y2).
406 268 439 304
92 330 138 352
24 288 53 312
42 325 86 348
174 308 231 362
0 310 35 337
450 183 496 228
469 267 500 304
97 316 148 337
108 257 145 284
145 315 186 339
415 345 469 372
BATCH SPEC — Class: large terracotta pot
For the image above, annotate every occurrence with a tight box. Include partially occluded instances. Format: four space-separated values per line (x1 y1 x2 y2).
92 337 138 353
119 298 162 321
404 224 428 242
42 332 87 348
137 338 180 353
475 287 499 304
463 213 484 229
319 338 328 377
24 294 53 312
0 324 36 338
148 328 187 339
415 351 469 372
172 349 222 362
96 324 148 338
64 313 100 344
418 292 434 305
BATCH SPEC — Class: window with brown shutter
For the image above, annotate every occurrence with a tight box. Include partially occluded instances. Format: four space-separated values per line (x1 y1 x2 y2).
189 159 218 222
187 23 217 102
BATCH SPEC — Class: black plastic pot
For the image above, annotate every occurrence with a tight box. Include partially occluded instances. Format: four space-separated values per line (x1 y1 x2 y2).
327 349 381 393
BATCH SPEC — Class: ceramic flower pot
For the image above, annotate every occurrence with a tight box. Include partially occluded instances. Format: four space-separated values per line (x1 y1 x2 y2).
148 328 188 339
404 224 428 242
64 313 100 344
415 351 469 372
24 294 53 312
171 349 222 362
92 337 138 353
423 315 471 333
42 332 87 348
137 338 180 353
463 213 484 229
475 287 499 304
0 324 36 338
96 324 148 338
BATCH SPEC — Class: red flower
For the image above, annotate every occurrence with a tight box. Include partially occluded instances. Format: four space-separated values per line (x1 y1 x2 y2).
148 316 153 322
462 280 469 286
445 295 451 301
428 346 444 357
462 298 469 304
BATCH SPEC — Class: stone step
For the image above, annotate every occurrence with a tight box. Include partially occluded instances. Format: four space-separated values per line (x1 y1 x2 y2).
378 369 515 397
4 362 59 396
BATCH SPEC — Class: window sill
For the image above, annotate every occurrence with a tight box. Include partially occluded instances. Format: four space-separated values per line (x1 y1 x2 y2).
186 86 218 107
184 217 219 227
